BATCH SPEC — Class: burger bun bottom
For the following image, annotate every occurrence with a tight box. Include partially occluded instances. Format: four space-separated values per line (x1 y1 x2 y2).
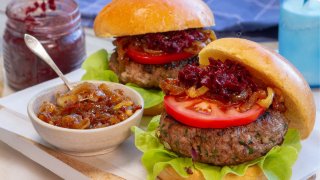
158 165 267 180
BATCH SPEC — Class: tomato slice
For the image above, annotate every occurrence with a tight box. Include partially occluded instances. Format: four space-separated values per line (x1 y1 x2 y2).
126 47 194 64
164 96 266 128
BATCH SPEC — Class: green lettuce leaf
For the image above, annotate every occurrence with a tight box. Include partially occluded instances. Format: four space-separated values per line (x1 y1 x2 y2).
82 49 109 71
81 49 164 109
81 49 119 82
132 116 301 180
126 83 164 109
82 70 119 82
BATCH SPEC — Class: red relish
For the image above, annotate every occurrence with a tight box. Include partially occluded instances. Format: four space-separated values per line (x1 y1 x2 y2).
134 29 209 53
3 0 85 90
178 58 258 102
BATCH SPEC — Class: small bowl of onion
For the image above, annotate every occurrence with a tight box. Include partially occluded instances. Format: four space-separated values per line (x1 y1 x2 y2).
27 81 144 156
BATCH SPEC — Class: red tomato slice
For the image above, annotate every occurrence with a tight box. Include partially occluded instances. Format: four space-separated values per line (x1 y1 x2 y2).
126 47 194 64
164 96 266 128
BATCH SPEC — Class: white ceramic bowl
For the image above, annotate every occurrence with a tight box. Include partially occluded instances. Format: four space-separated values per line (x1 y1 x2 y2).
27 81 144 156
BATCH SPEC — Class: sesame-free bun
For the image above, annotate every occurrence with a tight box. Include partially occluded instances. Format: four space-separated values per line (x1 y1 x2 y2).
158 165 267 180
199 38 316 139
94 0 214 37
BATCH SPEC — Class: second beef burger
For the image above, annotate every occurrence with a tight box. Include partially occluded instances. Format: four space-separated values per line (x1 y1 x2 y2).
93 0 216 115
134 38 316 179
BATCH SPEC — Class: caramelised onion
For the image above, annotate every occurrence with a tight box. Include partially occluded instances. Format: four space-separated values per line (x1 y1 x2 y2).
160 78 185 96
204 29 217 43
239 89 267 112
115 39 127 61
113 100 133 110
160 79 209 98
56 82 106 108
186 86 209 98
271 88 286 112
257 87 274 108
143 47 163 54
231 89 251 102
58 114 90 129
183 41 206 54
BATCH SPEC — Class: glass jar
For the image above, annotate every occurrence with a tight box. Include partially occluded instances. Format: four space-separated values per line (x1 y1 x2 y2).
3 0 86 90
279 0 320 87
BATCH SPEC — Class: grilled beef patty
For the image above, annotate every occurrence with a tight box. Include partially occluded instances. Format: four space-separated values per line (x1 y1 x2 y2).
109 52 198 89
157 110 288 166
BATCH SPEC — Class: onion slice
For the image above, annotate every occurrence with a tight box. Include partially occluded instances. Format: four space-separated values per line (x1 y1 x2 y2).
186 86 209 98
257 87 274 108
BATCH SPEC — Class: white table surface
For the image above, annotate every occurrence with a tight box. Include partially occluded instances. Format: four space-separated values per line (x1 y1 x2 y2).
0 1 319 179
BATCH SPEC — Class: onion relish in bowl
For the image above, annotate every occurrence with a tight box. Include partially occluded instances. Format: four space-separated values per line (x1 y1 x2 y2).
37 82 142 129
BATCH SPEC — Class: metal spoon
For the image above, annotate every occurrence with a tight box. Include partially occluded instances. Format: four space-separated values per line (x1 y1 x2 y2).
24 34 73 90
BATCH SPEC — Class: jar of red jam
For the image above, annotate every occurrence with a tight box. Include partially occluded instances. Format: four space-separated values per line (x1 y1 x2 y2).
3 0 86 90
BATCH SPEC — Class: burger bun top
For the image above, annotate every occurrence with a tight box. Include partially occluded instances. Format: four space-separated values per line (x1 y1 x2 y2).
199 38 316 139
94 0 214 37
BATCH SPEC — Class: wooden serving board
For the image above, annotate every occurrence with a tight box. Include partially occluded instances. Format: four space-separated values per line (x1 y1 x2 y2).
33 141 123 180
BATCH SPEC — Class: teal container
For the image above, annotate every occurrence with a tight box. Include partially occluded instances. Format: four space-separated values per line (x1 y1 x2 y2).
279 0 320 87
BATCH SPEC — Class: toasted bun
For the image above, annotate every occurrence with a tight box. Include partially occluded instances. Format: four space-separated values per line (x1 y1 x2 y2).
94 0 214 37
158 165 267 180
143 102 163 116
199 38 316 139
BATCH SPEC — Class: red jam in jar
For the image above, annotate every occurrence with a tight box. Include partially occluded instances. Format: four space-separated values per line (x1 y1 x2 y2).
3 0 86 90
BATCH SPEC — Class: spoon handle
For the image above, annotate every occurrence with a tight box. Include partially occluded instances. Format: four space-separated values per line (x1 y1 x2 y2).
24 34 73 90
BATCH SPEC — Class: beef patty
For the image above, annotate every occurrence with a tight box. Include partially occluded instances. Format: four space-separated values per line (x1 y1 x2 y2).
157 110 288 166
109 52 198 89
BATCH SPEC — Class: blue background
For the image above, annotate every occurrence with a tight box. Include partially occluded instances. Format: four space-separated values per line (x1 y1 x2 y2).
76 0 280 41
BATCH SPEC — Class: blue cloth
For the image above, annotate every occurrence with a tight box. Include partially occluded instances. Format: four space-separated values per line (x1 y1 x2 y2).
210 0 279 32
76 0 280 40
76 0 109 27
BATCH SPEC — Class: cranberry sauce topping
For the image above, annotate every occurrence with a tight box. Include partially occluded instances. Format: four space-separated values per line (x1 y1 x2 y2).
178 59 260 103
139 29 208 53
116 29 215 54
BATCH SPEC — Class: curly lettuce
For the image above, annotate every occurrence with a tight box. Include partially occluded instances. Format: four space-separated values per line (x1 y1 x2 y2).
81 49 164 109
132 116 301 180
